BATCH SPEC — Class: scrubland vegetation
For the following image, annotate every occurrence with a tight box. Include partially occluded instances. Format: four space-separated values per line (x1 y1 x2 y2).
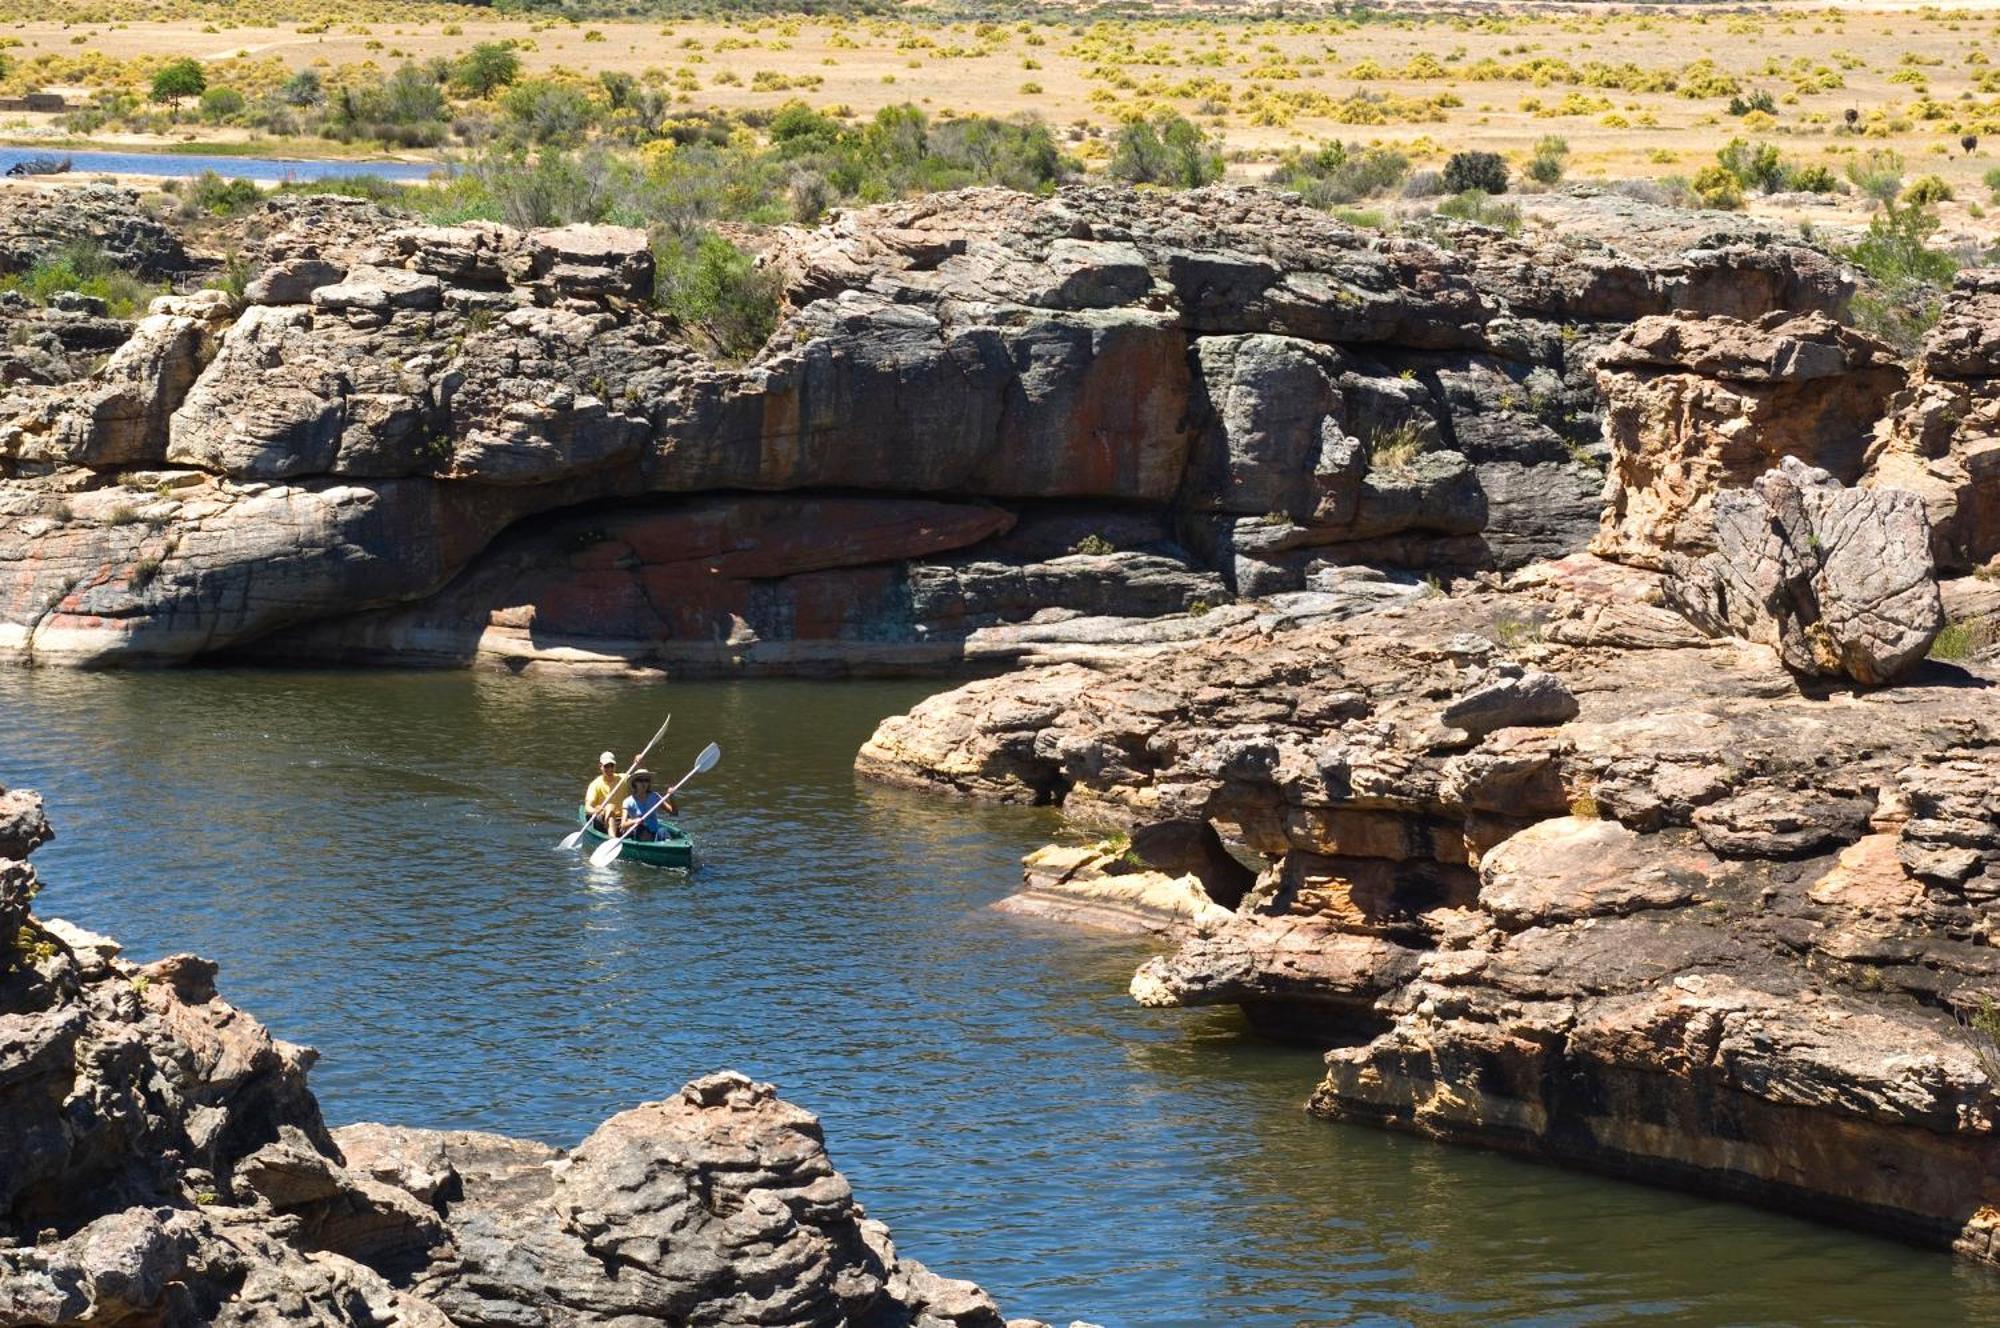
6 1 2000 353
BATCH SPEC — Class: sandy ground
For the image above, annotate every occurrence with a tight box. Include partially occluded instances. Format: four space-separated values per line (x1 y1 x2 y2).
8 1 2000 234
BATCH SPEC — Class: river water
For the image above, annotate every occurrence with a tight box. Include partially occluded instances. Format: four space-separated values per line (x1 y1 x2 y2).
0 146 439 183
3 667 1995 1327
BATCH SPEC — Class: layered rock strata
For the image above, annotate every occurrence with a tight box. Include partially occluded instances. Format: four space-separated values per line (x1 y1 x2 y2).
0 185 1848 669
857 561 2000 1263
0 785 1045 1328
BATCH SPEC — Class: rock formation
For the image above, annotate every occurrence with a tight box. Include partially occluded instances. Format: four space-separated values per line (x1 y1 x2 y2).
1668 456 1945 683
0 785 1047 1328
0 184 1849 669
1591 311 1905 569
857 557 2000 1263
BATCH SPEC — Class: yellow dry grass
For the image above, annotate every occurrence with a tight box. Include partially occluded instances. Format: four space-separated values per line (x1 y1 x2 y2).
9 1 2000 203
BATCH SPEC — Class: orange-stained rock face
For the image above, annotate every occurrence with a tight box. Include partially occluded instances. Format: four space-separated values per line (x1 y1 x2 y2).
1592 311 1906 570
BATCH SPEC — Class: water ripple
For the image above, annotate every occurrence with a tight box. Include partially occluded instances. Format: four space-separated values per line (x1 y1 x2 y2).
2 669 1995 1328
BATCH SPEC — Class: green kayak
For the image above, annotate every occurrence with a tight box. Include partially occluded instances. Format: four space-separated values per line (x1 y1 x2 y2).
575 807 695 869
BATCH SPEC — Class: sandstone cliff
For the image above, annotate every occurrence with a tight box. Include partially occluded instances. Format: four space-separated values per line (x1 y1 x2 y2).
0 785 1045 1328
0 184 1858 671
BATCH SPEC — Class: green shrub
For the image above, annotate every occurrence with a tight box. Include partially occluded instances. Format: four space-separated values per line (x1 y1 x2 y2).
1691 164 1744 209
0 242 161 318
1442 149 1509 194
1716 137 1786 193
1525 134 1568 185
198 87 245 124
280 69 324 108
1845 148 1906 208
654 228 781 362
1109 111 1223 188
503 80 599 145
453 42 522 98
1844 202 1959 351
1270 139 1407 208
1903 174 1955 205
1435 189 1522 232
1789 163 1839 194
177 170 264 217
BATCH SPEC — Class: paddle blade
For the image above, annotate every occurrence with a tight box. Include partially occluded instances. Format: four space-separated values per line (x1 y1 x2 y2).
558 829 584 850
694 742 721 773
589 838 624 868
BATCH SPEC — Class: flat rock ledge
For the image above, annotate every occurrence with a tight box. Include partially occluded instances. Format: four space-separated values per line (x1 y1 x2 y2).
857 559 2000 1265
0 787 1071 1328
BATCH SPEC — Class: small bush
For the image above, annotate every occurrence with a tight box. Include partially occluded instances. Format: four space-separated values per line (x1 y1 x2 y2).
1070 533 1115 556
1442 150 1509 195
1270 139 1407 208
1109 111 1223 188
1845 148 1906 208
1844 203 1959 351
1435 189 1522 233
1369 420 1429 473
1716 138 1786 193
1903 174 1955 205
1525 135 1568 186
654 229 781 362
197 87 245 124
0 242 160 318
1692 164 1744 209
176 170 263 217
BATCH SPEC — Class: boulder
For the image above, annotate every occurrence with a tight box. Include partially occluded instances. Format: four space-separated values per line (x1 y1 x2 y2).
1668 457 1945 684
1594 311 1905 568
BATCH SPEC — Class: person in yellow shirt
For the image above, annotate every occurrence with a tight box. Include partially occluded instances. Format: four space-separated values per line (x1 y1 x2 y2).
584 750 630 833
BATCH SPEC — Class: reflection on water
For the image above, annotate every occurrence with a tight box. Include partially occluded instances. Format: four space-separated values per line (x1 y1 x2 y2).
2 668 1995 1328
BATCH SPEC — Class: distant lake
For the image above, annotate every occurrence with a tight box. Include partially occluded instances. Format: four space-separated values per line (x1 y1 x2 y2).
0 146 439 182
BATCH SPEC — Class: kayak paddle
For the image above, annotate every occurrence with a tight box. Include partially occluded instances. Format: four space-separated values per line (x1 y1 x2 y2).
589 742 721 868
559 712 671 849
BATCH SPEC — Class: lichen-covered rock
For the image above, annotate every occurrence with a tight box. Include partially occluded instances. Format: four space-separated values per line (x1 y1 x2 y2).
1865 269 2000 573
1667 456 1945 684
0 184 1866 667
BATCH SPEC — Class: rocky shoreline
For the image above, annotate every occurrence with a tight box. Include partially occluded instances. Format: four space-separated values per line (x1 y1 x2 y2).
847 210 2000 1264
5 175 2000 1288
0 784 1066 1328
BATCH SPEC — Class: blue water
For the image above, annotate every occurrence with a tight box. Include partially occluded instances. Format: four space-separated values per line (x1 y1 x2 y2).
3 667 1997 1327
0 146 439 183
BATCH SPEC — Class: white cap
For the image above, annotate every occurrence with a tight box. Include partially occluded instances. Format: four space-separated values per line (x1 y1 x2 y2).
598 751 617 765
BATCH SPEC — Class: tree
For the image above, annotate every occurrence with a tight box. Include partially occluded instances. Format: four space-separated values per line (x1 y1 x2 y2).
280 69 323 108
1442 150 1509 195
452 42 522 98
1109 111 1222 189
150 59 206 106
197 86 245 124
